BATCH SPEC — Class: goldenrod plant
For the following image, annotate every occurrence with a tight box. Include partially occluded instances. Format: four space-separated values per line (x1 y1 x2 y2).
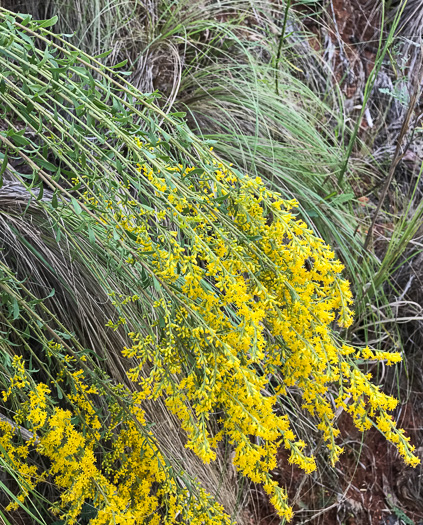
0 9 419 524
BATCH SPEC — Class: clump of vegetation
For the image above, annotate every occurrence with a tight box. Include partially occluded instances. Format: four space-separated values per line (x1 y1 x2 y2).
0 7 420 525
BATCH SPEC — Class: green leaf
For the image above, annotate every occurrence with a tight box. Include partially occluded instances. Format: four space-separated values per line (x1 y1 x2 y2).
139 203 154 213
246 235 262 242
45 288 55 299
17 30 35 49
56 383 63 400
213 194 229 203
110 59 128 69
34 157 57 171
36 183 44 201
92 99 109 111
93 49 112 60
153 277 161 292
10 134 30 146
12 298 20 320
323 191 337 201
88 225 96 245
0 151 8 187
39 46 52 67
71 197 82 215
36 16 58 28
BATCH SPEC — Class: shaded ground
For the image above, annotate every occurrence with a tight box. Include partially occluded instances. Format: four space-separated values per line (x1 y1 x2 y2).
250 406 423 525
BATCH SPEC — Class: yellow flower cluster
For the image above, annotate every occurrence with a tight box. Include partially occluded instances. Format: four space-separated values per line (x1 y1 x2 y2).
0 137 418 523
0 366 232 524
105 139 418 519
0 421 40 511
1 356 29 402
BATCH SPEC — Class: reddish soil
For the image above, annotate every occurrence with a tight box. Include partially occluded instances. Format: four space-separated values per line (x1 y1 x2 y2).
250 404 423 525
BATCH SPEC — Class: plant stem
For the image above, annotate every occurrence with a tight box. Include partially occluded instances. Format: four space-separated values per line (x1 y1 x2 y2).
275 0 292 96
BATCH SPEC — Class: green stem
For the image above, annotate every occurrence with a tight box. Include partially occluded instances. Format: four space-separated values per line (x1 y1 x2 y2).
275 0 292 96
